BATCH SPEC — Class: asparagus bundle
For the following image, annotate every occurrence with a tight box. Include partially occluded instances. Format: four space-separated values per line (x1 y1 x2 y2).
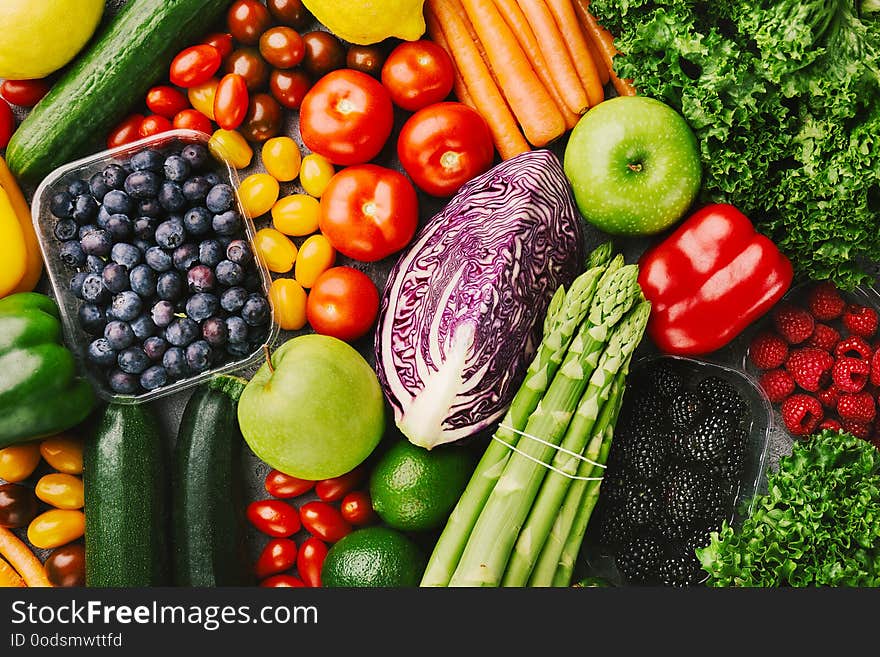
421 244 650 587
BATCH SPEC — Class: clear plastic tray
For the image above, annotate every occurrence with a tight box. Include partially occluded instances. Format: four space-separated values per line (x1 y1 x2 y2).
31 129 278 405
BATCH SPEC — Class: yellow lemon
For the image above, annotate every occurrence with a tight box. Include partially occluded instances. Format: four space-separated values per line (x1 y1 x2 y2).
0 0 104 79
302 0 426 45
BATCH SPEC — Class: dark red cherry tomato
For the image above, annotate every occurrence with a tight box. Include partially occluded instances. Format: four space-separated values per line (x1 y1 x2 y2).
301 31 346 79
315 466 367 502
0 79 50 107
260 574 306 587
299 501 352 543
227 0 272 45
254 538 298 579
340 491 378 527
0 483 38 529
296 537 328 587
172 109 213 134
269 69 312 110
259 27 305 70
224 47 269 91
44 543 86 587
201 32 234 60
265 470 315 499
247 499 301 538
139 114 173 138
267 0 311 29
346 45 386 78
0 100 13 149
213 73 249 130
240 93 282 142
145 86 189 119
107 114 145 149
170 44 222 88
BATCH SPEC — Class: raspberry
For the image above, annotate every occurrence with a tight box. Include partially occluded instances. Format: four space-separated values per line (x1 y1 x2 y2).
748 332 788 370
871 348 880 387
842 305 878 338
806 324 840 352
817 385 841 409
780 394 823 436
817 418 843 433
831 357 870 393
807 282 845 321
785 347 834 392
842 419 873 440
837 391 876 423
773 303 815 344
834 336 873 361
758 369 795 403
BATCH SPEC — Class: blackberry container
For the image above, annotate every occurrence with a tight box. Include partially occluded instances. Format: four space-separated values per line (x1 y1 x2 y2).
31 129 278 404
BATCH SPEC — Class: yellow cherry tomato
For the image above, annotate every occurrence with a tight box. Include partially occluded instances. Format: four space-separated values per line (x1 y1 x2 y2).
253 228 298 273
39 434 84 475
209 129 253 170
269 278 308 331
238 173 280 219
262 137 302 182
299 153 335 198
295 234 337 289
272 194 321 237
27 509 85 550
0 443 41 482
188 78 219 120
35 474 84 510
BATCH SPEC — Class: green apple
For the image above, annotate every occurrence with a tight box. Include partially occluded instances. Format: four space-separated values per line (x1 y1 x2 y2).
238 334 385 480
564 96 702 236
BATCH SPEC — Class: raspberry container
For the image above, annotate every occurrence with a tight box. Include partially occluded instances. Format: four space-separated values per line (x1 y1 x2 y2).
31 129 278 404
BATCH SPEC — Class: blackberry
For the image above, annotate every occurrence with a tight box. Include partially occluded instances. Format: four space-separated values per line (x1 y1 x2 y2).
663 466 724 524
619 390 668 433
669 391 706 431
658 551 704 588
710 430 747 483
680 414 736 464
642 363 684 400
622 428 669 481
697 376 748 422
596 502 635 548
616 533 664 584
619 483 660 529
682 522 721 559
597 465 631 505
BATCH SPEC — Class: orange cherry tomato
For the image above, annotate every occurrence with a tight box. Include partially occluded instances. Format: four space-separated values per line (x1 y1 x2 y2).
107 114 145 149
172 109 213 134
145 85 190 119
213 73 249 131
139 114 173 138
170 44 222 88
306 267 379 343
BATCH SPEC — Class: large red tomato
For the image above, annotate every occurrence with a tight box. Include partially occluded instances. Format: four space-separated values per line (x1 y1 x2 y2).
306 267 379 343
299 70 393 166
381 40 454 112
397 102 495 197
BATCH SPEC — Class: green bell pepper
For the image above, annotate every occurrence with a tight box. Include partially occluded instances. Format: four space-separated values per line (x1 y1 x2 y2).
0 292 96 447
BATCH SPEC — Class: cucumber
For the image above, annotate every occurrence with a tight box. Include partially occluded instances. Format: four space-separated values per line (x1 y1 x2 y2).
6 0 230 181
173 376 252 587
84 402 170 587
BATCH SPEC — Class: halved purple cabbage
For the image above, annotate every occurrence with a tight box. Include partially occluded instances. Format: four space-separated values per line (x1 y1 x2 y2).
374 150 585 450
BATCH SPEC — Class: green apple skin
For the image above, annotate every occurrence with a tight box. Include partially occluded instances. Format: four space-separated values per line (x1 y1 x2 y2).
564 96 702 236
238 334 386 480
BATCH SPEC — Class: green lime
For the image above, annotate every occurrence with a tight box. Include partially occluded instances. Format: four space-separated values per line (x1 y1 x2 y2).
322 527 425 588
369 440 474 532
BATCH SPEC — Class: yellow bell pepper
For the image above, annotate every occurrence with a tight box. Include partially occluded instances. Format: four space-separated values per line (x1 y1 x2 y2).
0 187 27 298
0 157 41 294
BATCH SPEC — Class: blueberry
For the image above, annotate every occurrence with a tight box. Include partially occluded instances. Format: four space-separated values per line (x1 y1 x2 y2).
241 294 270 326
212 210 241 236
164 155 190 182
144 336 169 361
96 205 112 228
87 338 117 368
130 264 157 297
136 197 163 218
111 242 143 269
150 300 176 328
133 216 158 240
108 369 140 394
181 144 209 170
244 271 263 293
145 246 173 272
140 365 168 391
117 346 150 375
202 317 228 347
59 240 86 267
165 317 200 347
215 260 245 286
226 239 253 265
102 164 128 190
124 171 161 200
182 176 211 204
78 304 107 335
111 291 143 322
156 271 183 301
133 238 153 254
155 219 186 249
130 149 164 172
102 189 133 215
105 214 133 241
220 287 248 313
101 262 130 294
72 194 99 224
185 293 219 322
69 272 89 299
206 184 235 213
86 255 105 274
89 172 112 201
80 229 112 257
78 224 99 239
185 340 213 373
248 326 270 348
50 191 74 218
187 265 216 293
183 206 212 236
226 341 253 358
54 218 78 241
130 314 157 340
173 243 200 272
198 239 223 268
158 181 186 212
204 172 223 187
68 179 90 197
162 347 190 379
104 320 135 351
226 316 249 343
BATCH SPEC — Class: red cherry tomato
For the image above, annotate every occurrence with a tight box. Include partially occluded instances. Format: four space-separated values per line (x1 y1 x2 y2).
202 32 234 60
319 164 418 262
265 470 315 499
0 100 13 149
260 574 306 587
170 44 222 88
306 267 379 342
397 102 495 197
139 114 173 138
172 109 213 134
299 501 352 544
340 491 378 527
145 86 190 119
0 79 50 107
214 73 249 130
315 466 367 503
381 40 455 112
107 114 145 149
269 69 312 110
227 0 272 45
246 499 301 538
297 537 328 587
255 538 298 579
299 69 393 166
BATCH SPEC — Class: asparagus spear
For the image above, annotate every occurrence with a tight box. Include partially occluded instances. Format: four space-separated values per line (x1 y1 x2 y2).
447 269 643 587
420 248 615 586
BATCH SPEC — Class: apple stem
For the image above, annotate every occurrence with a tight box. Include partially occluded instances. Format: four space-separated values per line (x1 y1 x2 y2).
628 162 643 173
263 344 274 374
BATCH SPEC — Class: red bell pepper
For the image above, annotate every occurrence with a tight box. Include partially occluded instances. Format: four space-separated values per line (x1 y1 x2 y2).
638 203 793 355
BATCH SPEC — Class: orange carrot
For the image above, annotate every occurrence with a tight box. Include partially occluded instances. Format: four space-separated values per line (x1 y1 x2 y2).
458 0 566 147
0 527 52 588
546 0 604 107
583 22 610 86
493 0 580 129
575 0 637 96
425 9 476 109
446 0 506 102
426 0 530 159
0 557 25 588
